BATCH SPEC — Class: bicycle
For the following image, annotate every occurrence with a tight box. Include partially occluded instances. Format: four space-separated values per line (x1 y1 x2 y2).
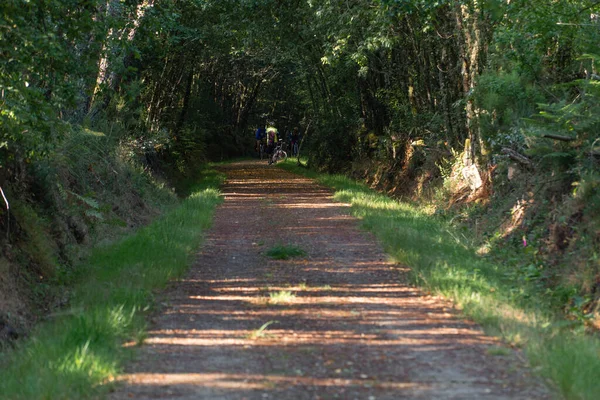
268 139 287 165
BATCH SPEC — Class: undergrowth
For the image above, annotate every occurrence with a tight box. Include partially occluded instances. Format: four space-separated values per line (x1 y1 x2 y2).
0 125 184 339
0 168 224 399
280 159 600 400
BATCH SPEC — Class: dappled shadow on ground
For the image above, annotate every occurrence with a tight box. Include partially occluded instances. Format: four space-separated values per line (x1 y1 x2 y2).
111 160 550 400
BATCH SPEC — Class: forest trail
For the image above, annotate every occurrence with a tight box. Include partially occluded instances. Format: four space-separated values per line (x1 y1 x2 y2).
110 160 551 400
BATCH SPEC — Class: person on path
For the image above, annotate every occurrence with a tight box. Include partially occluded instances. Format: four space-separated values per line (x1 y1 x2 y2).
291 127 300 156
255 124 266 154
265 124 278 159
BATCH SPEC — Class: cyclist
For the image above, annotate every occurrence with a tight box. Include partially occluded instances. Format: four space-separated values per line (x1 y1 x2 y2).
255 124 266 154
265 124 278 160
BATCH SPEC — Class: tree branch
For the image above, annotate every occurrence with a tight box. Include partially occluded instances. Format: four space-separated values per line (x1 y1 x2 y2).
501 148 534 169
541 133 575 142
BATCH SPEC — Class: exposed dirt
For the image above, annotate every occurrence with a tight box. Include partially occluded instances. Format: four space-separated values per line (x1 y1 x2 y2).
110 160 553 399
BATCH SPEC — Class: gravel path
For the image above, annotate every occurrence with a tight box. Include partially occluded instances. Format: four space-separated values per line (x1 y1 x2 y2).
110 160 552 399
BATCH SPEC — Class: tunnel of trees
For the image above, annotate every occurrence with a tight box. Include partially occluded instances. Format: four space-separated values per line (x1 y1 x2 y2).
3 0 598 172
1 0 600 338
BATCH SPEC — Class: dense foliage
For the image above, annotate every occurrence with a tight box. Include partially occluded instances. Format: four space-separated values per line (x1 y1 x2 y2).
1 1 599 161
1 2 600 398
1 0 600 347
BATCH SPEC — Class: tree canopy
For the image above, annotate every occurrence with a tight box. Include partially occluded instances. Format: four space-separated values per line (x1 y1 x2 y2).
2 0 599 174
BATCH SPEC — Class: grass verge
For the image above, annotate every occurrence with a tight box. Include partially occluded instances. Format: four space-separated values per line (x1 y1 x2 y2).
0 168 224 400
279 159 600 400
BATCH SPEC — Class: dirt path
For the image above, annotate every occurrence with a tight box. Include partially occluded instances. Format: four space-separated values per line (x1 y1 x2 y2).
110 160 551 399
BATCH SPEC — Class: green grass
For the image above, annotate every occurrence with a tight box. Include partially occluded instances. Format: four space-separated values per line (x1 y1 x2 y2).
279 159 600 400
0 168 224 400
265 244 306 260
247 320 279 339
486 346 511 356
269 290 296 304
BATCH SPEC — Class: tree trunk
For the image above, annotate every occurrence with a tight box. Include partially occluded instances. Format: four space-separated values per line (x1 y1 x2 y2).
454 0 486 163
175 66 195 137
89 0 155 114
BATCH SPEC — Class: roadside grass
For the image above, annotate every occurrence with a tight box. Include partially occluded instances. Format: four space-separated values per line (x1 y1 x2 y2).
247 320 279 339
269 290 296 304
279 159 600 400
265 244 306 260
0 168 224 400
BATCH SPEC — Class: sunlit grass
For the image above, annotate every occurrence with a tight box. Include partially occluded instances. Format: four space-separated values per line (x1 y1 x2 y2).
279 159 600 400
0 168 224 399
247 320 279 339
269 290 296 304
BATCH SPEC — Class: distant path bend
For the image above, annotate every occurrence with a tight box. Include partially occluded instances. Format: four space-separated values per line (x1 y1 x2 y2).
111 160 551 400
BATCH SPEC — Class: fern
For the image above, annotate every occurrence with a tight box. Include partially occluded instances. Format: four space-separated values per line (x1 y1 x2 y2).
68 191 100 210
84 210 104 221
67 191 104 221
